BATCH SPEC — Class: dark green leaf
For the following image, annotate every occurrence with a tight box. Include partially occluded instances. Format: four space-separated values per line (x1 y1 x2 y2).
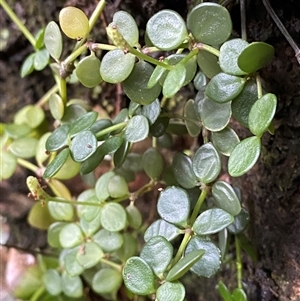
70 130 97 162
185 236 221 277
172 152 197 189
157 186 190 226
142 147 164 179
228 136 261 177
206 73 246 103
212 181 241 216
123 257 155 295
69 111 98 137
197 50 221 79
146 10 188 51
192 142 221 184
113 139 130 168
187 3 232 44
46 124 70 152
150 116 169 137
141 99 161 124
227 208 249 234
232 288 247 301
43 148 70 179
125 115 149 142
166 250 205 281
193 208 234 235
238 42 274 73
61 104 86 124
184 99 201 137
193 71 207 90
90 119 112 139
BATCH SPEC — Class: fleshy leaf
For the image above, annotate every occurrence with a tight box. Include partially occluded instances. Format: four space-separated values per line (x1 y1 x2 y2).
197 50 221 79
59 223 84 249
9 137 38 159
123 257 155 295
163 64 186 98
92 268 122 294
156 281 185 301
146 10 188 51
100 202 127 232
192 142 221 184
184 99 201 137
193 208 234 235
157 186 190 226
93 229 124 253
125 115 149 142
61 271 83 298
76 242 104 269
43 269 62 296
46 124 70 152
69 111 98 137
187 3 232 45
212 181 241 216
228 136 261 177
44 21 63 60
142 147 164 179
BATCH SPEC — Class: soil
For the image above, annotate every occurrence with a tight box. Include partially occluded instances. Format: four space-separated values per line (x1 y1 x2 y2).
1 0 300 300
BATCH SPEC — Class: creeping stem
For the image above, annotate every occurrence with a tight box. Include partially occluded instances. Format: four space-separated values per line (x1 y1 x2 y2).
235 235 243 289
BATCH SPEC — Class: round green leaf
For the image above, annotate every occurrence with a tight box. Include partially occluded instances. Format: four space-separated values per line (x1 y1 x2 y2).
126 204 142 230
238 42 274 73
76 242 104 269
123 257 155 295
100 50 135 83
53 153 80 180
146 10 188 51
123 61 162 105
205 73 246 103
77 189 101 221
231 79 258 127
43 269 62 296
157 186 190 226
9 137 38 159
219 39 249 75
141 99 161 125
44 21 63 60
92 268 122 294
197 96 231 132
61 104 86 123
94 229 124 252
248 93 277 137
76 54 102 88
156 281 185 301
228 136 261 177
157 132 173 149
142 147 164 179
218 281 233 301
0 151 17 180
227 208 249 234
48 199 74 221
197 50 221 79
61 271 83 298
140 236 173 276
125 115 149 142
34 48 49 71
163 64 186 98
172 152 197 189
193 208 234 235
47 222 66 248
232 288 247 301
148 65 167 88
144 219 181 242
35 28 45 49
46 124 70 152
112 11 139 46
63 247 85 276
80 210 101 236
193 71 207 91
166 250 205 282
211 126 240 156
95 171 115 201
187 3 232 45
25 105 45 128
192 143 221 184
70 130 97 162
5 123 31 139
100 202 127 232
20 53 35 78
184 99 201 137
28 202 55 230
69 111 98 137
43 148 70 179
150 116 169 137
59 6 89 39
212 181 241 216
107 174 129 198
49 93 64 120
59 223 84 248
185 236 221 277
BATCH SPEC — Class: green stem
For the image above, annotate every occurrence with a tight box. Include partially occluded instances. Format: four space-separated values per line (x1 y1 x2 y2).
130 180 155 201
189 187 209 225
180 48 199 65
128 45 172 70
235 235 243 289
64 44 88 65
95 122 127 139
172 230 192 264
89 0 107 30
197 43 220 57
240 0 247 40
59 77 67 103
91 43 118 51
100 258 123 272
17 158 40 173
0 0 36 48
36 84 59 107
256 74 263 98
30 286 45 301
